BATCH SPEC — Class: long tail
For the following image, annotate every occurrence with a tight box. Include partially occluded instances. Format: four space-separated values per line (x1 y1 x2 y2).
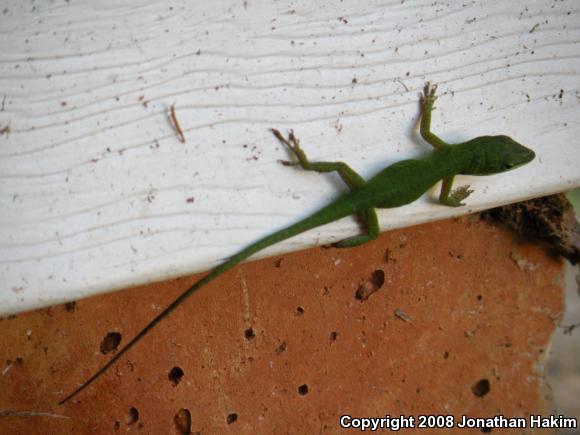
59 198 353 405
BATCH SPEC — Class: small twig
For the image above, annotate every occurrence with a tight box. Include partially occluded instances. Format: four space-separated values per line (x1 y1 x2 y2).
560 322 580 335
169 104 186 143
0 410 70 419
394 78 409 92
394 308 412 323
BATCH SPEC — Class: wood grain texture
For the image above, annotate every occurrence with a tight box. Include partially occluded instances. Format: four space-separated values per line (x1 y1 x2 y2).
1 0 579 314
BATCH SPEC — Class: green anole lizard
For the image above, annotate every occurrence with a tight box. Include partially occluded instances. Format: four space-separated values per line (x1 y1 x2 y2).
59 83 535 404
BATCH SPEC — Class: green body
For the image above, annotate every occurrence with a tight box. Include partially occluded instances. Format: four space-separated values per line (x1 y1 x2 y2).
60 83 535 404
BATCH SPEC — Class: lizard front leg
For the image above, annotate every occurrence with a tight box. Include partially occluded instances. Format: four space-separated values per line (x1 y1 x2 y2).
419 82 449 151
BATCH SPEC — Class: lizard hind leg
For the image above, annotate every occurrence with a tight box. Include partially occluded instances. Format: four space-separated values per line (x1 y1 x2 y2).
333 207 379 248
270 129 378 248
270 129 366 192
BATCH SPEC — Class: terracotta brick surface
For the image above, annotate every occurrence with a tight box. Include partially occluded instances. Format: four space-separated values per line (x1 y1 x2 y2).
0 218 565 434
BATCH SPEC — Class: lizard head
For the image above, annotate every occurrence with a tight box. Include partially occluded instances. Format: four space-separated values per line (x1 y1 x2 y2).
463 135 535 175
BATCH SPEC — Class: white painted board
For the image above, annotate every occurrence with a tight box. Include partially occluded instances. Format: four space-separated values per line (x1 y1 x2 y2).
1 0 579 314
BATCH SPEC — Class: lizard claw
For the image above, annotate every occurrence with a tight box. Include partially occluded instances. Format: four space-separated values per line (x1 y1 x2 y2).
288 130 301 150
270 128 289 145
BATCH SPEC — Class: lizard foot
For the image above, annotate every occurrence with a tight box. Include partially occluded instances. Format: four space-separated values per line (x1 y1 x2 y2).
271 128 305 161
444 185 474 207
420 82 438 112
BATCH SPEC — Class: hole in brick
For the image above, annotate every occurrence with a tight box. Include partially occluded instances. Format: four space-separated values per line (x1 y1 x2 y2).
125 406 139 425
477 294 483 301
174 408 191 434
244 327 256 340
472 379 490 397
113 421 120 431
295 306 304 316
443 351 449 359
355 269 385 301
481 428 492 433
298 384 309 395
370 269 385 287
100 332 122 354
329 331 338 342
64 301 76 312
169 366 184 386
226 413 238 424
275 341 287 354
